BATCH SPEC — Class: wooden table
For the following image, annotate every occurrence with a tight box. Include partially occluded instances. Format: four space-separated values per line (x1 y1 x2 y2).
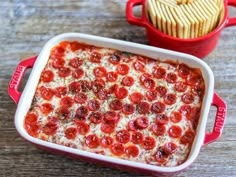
1 1 236 176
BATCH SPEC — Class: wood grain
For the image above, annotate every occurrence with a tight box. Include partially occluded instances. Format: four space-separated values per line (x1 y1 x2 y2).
0 0 236 176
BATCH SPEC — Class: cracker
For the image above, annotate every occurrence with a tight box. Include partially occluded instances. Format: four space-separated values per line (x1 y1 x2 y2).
203 0 219 31
165 5 177 37
147 0 157 27
188 2 205 37
153 0 163 31
156 1 167 34
160 3 173 36
159 0 177 8
180 5 197 38
197 0 214 34
170 7 184 38
173 6 190 39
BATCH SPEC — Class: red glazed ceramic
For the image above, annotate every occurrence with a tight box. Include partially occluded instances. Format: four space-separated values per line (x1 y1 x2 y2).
126 0 236 58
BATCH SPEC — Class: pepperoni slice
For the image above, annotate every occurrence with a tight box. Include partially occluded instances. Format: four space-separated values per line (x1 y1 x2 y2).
47 116 59 123
74 120 90 135
106 71 118 82
69 82 81 93
41 70 54 83
101 122 116 133
108 84 118 94
129 92 143 104
91 79 105 93
65 127 77 140
50 46 65 60
151 102 165 114
79 80 91 92
116 64 129 75
109 99 123 110
85 134 100 148
175 82 187 92
170 111 182 123
125 145 139 158
154 148 168 164
168 125 182 138
24 124 39 137
139 73 151 83
131 131 144 144
179 105 192 119
142 136 156 150
58 67 71 78
70 41 88 51
187 73 203 86
142 77 156 90
133 61 145 72
96 89 108 100
116 130 130 144
115 87 128 99
180 130 195 144
52 57 65 69
178 63 190 78
156 114 169 125
150 124 166 136
24 113 38 125
156 86 167 97
59 41 70 49
103 111 120 123
164 93 177 105
42 122 58 135
89 112 103 124
166 73 177 83
109 54 121 65
181 93 195 104
121 76 134 87
110 143 125 156
72 68 84 79
136 102 150 114
153 67 166 79
145 89 158 101
69 57 83 68
87 99 100 111
135 116 149 129
100 136 114 148
89 52 102 63
74 92 87 104
39 86 54 101
122 104 135 115
93 66 107 78
56 106 70 120
127 120 138 131
40 103 54 115
75 106 89 119
192 84 205 97
55 86 67 98
60 96 74 108
163 142 177 155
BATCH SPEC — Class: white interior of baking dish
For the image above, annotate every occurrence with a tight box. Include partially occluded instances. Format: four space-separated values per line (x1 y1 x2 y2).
14 33 214 173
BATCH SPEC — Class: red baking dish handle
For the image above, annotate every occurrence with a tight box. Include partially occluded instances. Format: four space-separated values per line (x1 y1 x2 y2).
126 0 146 27
226 0 236 27
204 93 227 145
8 56 37 104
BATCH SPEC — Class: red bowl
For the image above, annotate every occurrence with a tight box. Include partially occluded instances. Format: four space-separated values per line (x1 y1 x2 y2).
126 0 236 58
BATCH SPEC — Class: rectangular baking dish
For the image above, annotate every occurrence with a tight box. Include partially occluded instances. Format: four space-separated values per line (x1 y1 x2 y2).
8 33 227 176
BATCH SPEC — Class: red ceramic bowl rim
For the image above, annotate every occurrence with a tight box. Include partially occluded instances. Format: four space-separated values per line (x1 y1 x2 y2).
142 0 228 42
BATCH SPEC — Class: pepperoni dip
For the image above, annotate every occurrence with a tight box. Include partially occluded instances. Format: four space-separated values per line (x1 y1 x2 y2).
24 41 205 167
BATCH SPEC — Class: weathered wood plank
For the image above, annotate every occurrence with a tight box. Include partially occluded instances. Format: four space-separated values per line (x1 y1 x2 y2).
0 0 236 177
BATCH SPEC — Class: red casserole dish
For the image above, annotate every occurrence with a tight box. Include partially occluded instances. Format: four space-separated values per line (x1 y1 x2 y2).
8 33 226 176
